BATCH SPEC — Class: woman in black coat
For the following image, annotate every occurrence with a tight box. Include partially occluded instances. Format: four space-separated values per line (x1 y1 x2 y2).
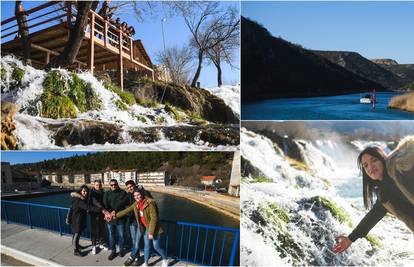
70 185 109 256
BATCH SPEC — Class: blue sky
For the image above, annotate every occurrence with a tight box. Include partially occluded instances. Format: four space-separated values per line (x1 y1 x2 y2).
1 1 240 87
242 1 414 64
1 151 95 165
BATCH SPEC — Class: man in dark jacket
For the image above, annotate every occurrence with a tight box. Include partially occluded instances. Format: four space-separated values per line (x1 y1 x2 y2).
88 179 106 254
123 180 142 266
103 179 128 260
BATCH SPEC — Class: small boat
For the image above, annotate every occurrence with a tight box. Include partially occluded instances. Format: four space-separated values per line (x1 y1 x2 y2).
360 94 373 104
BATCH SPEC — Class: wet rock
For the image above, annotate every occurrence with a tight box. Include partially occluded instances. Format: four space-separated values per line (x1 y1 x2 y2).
1 102 18 150
51 121 124 146
241 156 266 178
128 128 161 143
128 79 239 124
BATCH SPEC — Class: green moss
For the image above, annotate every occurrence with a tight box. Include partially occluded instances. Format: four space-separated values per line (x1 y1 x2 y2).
137 96 159 108
260 202 290 230
84 82 103 111
1 63 7 81
115 99 128 111
40 90 77 119
43 70 70 95
286 156 310 172
165 103 182 121
366 234 382 248
12 67 24 82
105 83 136 106
155 116 166 125
311 196 352 227
69 74 87 112
134 114 147 123
252 175 272 183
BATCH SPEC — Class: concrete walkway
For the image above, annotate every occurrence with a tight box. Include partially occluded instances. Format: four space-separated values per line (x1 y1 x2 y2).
1 222 191 266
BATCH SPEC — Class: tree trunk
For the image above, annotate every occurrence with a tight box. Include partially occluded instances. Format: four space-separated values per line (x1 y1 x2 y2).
191 51 203 88
216 63 222 87
15 1 31 65
46 1 99 69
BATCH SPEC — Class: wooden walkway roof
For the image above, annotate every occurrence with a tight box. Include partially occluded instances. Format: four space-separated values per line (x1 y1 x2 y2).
1 1 154 89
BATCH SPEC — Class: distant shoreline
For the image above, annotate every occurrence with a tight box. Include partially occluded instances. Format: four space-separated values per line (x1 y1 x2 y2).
242 89 395 103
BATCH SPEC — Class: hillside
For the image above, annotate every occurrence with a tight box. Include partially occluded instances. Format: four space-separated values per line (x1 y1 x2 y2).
13 152 234 187
371 60 414 89
241 17 384 101
313 51 406 89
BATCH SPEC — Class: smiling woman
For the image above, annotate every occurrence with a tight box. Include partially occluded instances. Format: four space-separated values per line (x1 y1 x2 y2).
333 136 414 253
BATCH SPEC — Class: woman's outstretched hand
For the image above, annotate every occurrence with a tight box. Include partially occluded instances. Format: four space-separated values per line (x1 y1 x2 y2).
333 235 352 253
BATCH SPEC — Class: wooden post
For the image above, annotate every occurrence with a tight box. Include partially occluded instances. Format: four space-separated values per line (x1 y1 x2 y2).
45 51 50 64
130 38 133 60
66 1 72 28
118 30 123 90
104 20 108 48
88 12 95 74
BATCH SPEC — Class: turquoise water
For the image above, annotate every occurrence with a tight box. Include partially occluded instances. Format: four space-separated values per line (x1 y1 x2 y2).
242 92 414 120
15 191 238 229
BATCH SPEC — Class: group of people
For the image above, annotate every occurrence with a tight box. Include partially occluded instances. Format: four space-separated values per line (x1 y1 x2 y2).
97 0 135 38
68 179 168 267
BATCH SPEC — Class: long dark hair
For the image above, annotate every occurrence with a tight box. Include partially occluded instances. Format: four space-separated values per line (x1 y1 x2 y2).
77 184 90 195
357 146 387 209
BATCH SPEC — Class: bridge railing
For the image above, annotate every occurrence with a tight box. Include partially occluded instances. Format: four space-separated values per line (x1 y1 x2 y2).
1 200 239 266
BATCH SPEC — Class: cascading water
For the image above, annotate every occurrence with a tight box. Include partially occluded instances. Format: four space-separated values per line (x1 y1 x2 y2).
1 56 239 150
241 127 414 266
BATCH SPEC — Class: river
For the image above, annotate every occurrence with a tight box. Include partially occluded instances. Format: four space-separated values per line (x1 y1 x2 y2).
242 92 414 120
14 191 238 229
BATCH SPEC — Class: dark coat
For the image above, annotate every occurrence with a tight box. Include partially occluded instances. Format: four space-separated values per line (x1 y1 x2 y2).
103 187 128 225
70 192 102 233
88 188 105 216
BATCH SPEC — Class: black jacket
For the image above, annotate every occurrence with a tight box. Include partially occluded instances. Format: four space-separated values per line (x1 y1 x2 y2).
88 188 105 216
103 187 128 225
349 175 414 242
70 192 102 233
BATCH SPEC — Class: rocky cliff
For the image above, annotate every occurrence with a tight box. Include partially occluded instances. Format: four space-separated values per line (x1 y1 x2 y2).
241 17 384 101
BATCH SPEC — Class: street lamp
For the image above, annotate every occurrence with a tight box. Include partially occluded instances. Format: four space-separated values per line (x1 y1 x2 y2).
160 17 167 103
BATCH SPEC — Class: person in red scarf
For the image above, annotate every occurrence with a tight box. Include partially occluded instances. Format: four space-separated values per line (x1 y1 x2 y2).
112 188 169 266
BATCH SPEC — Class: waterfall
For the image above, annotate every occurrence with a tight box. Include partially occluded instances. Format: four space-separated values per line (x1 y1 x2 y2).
241 128 414 266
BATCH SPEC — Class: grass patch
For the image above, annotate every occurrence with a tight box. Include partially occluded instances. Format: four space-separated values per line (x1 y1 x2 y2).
155 116 166 125
105 83 136 106
43 70 70 95
164 103 182 122
388 91 414 113
69 73 87 112
115 99 128 111
134 114 147 123
137 96 159 108
12 66 24 83
40 90 77 119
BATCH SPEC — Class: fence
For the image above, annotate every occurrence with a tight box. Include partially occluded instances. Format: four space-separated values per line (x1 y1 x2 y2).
1 200 239 266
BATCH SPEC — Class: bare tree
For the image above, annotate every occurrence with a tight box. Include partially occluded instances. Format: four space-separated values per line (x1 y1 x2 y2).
156 45 193 85
46 1 99 69
205 7 240 87
15 1 31 64
172 2 240 87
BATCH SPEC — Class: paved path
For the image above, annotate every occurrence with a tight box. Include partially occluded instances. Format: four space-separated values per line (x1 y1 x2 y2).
1 222 191 266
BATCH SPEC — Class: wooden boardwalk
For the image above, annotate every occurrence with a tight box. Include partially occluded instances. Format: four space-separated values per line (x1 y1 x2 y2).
1 1 154 89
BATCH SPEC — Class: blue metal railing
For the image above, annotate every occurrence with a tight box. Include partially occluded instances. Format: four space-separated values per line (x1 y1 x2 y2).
1 200 239 266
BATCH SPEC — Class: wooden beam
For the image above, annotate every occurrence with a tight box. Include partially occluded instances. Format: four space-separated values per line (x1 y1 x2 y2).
130 38 133 61
30 43 87 66
118 30 124 90
104 21 108 48
88 12 95 74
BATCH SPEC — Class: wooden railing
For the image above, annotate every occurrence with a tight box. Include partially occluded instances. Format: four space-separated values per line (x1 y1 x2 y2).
1 1 75 40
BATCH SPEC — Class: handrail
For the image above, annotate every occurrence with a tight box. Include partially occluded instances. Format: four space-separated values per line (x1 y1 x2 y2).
1 200 239 266
1 1 62 26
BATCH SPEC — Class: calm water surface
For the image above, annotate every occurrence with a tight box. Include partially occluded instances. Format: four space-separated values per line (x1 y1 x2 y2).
242 92 414 120
17 191 238 228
